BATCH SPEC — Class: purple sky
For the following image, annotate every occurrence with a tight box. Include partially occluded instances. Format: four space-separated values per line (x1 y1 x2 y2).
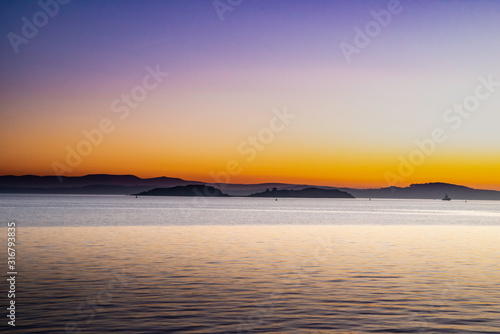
1 0 499 188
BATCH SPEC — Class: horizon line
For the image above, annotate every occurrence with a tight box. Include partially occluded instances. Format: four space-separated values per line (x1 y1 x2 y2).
1 173 499 191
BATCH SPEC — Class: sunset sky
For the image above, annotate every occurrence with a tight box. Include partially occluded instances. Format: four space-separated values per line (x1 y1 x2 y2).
1 0 499 190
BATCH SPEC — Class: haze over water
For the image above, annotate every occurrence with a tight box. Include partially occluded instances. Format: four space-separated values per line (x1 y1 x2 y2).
2 195 500 333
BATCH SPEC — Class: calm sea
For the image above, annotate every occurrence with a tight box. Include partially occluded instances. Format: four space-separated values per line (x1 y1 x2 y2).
1 194 500 333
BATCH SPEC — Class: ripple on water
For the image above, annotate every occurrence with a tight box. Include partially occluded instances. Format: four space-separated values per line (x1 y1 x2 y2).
2 223 500 333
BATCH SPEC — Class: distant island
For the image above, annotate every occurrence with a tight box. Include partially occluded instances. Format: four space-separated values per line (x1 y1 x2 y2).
134 185 229 197
338 182 500 201
249 187 354 198
134 185 354 198
1 174 500 200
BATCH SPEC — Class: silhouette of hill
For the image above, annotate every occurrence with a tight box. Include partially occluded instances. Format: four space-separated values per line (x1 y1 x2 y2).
0 185 153 195
340 182 500 200
0 174 201 188
134 185 229 197
249 187 355 198
0 174 202 195
1 175 499 200
209 182 340 196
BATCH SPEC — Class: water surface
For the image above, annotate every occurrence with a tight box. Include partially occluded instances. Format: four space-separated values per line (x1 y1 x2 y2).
1 195 500 333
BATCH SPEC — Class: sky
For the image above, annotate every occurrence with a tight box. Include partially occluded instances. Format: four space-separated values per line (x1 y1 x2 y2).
1 0 500 190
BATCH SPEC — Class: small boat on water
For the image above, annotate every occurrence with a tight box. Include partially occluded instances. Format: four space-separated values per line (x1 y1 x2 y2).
442 193 451 201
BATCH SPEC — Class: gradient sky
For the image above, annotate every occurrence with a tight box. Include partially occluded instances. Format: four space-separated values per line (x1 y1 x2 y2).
1 0 499 189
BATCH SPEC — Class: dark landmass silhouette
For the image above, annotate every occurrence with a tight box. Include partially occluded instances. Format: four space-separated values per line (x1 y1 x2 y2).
0 185 153 195
0 174 202 189
249 187 355 198
0 174 312 196
134 185 229 197
339 182 500 200
1 175 499 200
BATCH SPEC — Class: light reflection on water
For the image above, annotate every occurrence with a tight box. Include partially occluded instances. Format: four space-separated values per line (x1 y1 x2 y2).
1 196 500 333
2 225 499 333
1 195 499 226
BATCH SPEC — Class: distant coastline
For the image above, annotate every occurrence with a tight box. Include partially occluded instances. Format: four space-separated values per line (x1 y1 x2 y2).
134 185 229 197
134 185 355 198
249 187 354 198
1 174 500 200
